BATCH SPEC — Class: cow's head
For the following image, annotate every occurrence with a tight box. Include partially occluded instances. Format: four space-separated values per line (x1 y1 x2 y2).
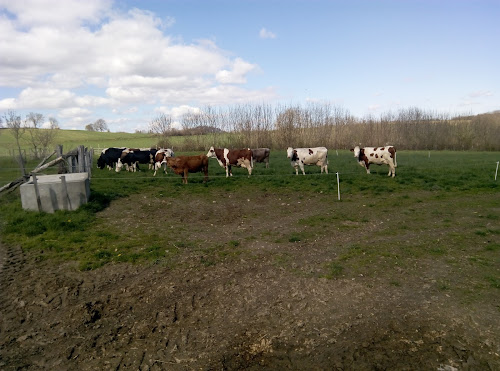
97 157 105 169
350 146 361 158
286 147 294 159
206 146 216 158
115 158 124 172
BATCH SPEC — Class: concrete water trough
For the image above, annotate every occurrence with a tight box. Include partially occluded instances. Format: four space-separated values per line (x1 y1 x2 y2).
20 173 90 213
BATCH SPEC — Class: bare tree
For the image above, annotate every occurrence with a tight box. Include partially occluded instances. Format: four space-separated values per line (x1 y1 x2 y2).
85 123 95 131
149 113 173 135
93 118 109 132
3 110 26 176
37 117 59 156
25 112 44 158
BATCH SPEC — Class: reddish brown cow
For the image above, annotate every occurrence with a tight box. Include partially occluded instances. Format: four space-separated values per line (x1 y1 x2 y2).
206 146 253 177
165 154 209 184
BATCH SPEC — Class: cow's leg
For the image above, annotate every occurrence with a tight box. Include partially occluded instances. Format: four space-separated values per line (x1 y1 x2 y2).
154 162 161 176
244 159 252 176
300 161 305 175
389 164 396 177
365 163 370 174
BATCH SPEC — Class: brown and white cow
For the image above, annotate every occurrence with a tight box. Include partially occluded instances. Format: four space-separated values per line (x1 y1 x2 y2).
206 147 253 177
350 145 397 177
153 148 175 176
287 147 328 175
165 154 209 184
251 148 270 168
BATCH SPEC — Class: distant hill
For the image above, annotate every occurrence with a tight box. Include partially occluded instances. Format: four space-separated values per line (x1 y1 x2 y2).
169 125 224 136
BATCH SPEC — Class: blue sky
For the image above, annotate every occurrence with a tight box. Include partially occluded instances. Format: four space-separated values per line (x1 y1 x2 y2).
0 0 498 132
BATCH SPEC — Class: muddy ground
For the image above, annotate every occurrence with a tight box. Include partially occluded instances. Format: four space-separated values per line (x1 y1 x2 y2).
1 190 499 370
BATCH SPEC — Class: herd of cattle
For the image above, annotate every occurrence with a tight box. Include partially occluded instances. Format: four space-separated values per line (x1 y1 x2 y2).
96 145 397 183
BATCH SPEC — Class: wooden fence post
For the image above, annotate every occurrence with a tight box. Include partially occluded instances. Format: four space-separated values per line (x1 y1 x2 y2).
77 145 84 173
57 145 66 174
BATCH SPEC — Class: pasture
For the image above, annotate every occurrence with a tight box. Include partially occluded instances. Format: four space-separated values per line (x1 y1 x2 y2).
1 149 499 369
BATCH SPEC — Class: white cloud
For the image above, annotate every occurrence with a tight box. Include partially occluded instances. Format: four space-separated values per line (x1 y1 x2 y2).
216 58 257 84
0 0 277 131
0 0 112 28
155 104 200 118
259 27 276 39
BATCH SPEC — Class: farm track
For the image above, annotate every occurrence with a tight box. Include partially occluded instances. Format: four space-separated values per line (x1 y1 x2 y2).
1 188 500 369
1 244 499 370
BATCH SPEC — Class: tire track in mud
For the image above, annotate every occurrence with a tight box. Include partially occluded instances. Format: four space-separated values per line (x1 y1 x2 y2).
0 243 26 313
0 243 29 369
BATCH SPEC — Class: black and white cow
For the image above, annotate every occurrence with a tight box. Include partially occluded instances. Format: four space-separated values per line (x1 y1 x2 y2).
97 147 126 170
251 148 270 168
286 147 328 175
350 145 397 177
116 149 156 172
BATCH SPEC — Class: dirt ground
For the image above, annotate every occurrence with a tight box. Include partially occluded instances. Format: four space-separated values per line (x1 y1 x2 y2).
1 191 499 370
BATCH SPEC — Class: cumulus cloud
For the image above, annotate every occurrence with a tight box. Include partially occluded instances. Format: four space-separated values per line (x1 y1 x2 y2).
0 0 277 130
216 58 257 84
259 27 276 39
0 0 112 28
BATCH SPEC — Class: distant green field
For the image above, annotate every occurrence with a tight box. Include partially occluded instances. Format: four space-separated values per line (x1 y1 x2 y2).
0 128 165 154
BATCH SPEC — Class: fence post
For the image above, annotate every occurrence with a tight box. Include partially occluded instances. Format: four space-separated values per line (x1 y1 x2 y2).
31 173 42 212
78 145 85 173
86 149 93 178
495 161 499 181
336 172 341 201
57 145 66 174
60 175 70 210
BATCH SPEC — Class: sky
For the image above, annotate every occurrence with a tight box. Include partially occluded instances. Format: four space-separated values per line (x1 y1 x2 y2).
0 0 498 132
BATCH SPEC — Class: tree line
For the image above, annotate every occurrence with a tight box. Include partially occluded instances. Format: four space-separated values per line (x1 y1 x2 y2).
149 104 500 151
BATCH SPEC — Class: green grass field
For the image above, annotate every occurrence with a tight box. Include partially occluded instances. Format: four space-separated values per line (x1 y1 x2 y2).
1 149 499 272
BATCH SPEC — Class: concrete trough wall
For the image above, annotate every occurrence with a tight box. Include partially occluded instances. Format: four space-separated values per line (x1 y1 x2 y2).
20 173 90 213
